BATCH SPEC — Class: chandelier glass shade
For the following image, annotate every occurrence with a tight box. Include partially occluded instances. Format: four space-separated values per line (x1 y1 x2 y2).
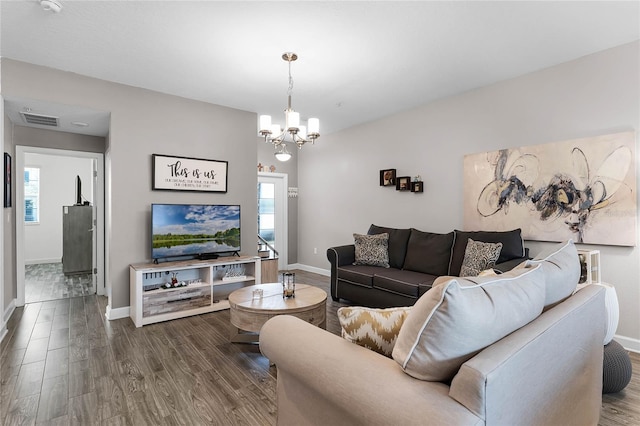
259 52 320 162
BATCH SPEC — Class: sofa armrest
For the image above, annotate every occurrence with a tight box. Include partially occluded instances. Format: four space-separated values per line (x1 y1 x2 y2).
327 244 355 267
327 245 356 300
449 285 605 425
260 315 481 426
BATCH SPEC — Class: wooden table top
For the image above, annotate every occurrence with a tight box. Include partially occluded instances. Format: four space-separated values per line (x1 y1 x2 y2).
228 283 327 314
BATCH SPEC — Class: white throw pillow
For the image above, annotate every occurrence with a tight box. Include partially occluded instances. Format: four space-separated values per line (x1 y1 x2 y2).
392 264 545 382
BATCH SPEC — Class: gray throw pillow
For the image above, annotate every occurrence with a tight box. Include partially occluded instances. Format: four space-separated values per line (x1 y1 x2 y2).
515 239 580 309
353 233 390 268
392 263 545 382
459 239 503 277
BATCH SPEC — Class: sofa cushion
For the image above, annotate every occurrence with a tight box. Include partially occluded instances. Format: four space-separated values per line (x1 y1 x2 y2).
459 239 503 277
372 269 437 298
336 265 379 288
353 233 390 268
337 306 412 357
449 229 524 276
515 239 580 309
368 225 411 269
403 229 454 276
392 263 545 382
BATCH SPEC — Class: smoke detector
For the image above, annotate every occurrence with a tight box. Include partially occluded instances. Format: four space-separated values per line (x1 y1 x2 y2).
40 0 62 13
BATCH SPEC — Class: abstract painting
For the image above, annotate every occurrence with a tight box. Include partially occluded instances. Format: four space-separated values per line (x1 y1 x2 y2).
463 132 637 246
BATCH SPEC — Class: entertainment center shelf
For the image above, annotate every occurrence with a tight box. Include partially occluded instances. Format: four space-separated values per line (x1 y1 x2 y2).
130 255 261 327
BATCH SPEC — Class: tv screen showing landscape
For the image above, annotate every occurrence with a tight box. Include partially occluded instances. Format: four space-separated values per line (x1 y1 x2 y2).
152 204 241 260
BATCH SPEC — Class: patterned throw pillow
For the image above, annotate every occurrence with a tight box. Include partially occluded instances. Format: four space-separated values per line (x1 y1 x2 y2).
459 239 503 277
338 306 412 357
353 233 390 268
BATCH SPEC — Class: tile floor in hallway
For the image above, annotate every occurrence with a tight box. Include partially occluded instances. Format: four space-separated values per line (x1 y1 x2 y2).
25 263 93 304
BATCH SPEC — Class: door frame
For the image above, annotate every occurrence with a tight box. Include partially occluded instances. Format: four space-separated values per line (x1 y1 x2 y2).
15 146 105 306
258 172 288 271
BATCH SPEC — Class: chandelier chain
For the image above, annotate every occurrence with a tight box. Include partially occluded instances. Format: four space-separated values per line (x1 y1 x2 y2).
287 60 294 98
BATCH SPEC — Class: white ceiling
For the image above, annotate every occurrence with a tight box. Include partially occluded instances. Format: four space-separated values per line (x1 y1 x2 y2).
1 1 639 138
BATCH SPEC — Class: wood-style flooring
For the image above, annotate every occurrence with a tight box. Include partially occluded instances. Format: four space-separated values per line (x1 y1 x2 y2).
25 263 93 304
1 269 638 425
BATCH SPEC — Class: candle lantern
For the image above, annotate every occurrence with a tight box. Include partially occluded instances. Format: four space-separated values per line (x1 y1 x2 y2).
282 272 296 298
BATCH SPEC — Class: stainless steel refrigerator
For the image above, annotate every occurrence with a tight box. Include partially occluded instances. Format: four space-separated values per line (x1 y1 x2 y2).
62 205 93 275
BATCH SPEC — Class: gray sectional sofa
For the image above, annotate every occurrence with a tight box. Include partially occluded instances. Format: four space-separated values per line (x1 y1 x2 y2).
262 241 606 425
327 225 529 307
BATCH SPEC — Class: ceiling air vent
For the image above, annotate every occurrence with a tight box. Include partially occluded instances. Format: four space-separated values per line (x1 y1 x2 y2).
20 112 59 127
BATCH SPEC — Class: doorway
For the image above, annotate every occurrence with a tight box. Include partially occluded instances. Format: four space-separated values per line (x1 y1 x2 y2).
15 146 105 306
258 172 288 271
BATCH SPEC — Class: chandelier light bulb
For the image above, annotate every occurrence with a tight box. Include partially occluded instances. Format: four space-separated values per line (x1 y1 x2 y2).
259 115 272 133
287 111 300 131
308 118 320 135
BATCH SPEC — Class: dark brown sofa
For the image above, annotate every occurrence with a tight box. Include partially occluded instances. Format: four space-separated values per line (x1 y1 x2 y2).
327 225 529 307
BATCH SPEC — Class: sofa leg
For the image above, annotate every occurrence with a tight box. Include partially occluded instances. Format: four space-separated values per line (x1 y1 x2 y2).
331 295 339 302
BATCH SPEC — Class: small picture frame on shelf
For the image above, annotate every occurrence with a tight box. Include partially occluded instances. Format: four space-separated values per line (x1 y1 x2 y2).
411 181 423 193
380 169 396 186
396 176 411 191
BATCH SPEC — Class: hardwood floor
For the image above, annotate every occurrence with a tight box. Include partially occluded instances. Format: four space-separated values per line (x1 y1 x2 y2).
1 269 637 425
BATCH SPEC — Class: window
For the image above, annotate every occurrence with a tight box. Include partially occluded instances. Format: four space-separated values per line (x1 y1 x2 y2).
24 167 40 223
258 182 276 245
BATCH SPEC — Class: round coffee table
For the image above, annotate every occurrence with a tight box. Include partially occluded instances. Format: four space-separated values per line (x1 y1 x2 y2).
228 283 327 343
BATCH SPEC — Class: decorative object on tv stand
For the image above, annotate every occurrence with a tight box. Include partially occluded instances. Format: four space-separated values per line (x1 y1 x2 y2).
577 249 601 284
282 272 296 298
380 169 396 186
259 52 320 162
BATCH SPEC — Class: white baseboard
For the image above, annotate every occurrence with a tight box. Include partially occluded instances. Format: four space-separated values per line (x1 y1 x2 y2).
25 258 61 265
1 298 17 343
614 335 640 353
288 263 330 277
105 304 130 321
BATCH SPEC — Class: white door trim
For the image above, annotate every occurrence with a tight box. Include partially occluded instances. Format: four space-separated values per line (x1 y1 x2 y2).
15 146 105 306
258 172 288 271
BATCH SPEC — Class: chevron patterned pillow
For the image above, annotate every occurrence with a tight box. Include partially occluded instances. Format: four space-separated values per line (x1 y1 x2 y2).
338 306 412 357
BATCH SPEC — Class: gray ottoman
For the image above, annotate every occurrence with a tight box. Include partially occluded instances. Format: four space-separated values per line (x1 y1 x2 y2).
602 340 632 393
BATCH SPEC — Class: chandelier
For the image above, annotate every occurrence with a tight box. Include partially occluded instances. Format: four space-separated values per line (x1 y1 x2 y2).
259 52 320 162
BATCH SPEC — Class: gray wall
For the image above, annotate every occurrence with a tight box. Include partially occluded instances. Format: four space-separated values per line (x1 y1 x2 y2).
3 115 16 314
13 126 106 153
2 59 258 312
298 41 640 347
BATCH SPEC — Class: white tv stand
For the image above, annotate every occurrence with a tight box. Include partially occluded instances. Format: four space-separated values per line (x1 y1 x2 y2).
129 255 261 327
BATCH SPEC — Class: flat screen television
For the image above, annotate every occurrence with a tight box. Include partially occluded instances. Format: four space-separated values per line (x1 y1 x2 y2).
151 204 241 261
